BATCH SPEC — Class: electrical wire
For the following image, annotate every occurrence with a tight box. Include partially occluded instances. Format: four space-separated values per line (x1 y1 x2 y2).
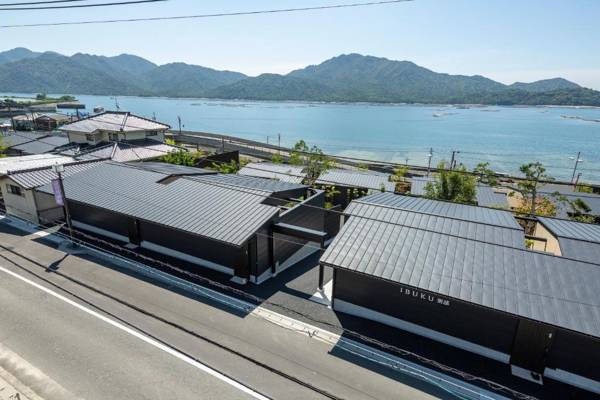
0 0 88 5
0 0 413 28
0 0 165 10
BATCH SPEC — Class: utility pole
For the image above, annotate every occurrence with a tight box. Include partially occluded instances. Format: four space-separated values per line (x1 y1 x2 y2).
221 136 225 153
426 148 433 176
570 152 583 185
266 136 269 145
405 157 409 166
52 163 74 245
574 172 582 187
278 133 281 155
177 116 182 135
450 150 460 170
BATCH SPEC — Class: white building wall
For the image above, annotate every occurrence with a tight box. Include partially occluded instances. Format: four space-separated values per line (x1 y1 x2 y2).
0 177 40 224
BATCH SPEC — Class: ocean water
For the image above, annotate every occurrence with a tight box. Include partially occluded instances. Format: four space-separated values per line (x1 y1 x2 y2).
5 93 600 183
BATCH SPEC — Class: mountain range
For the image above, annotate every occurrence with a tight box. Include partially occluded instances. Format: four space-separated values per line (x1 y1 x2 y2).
0 47 598 106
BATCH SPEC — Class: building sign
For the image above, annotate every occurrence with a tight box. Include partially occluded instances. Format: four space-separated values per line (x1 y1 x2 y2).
51 178 64 206
398 284 451 307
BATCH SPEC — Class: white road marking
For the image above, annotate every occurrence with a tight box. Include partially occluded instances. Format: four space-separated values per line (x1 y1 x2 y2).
0 264 269 400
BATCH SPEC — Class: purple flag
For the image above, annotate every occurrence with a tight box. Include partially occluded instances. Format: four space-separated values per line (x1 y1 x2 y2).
51 178 64 206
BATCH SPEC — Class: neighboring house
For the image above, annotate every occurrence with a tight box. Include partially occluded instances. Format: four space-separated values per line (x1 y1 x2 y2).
36 162 326 284
535 217 600 264
59 111 170 145
315 168 395 207
1 131 71 155
11 114 35 131
238 162 306 184
321 192 600 394
66 139 179 163
34 113 73 131
0 155 83 223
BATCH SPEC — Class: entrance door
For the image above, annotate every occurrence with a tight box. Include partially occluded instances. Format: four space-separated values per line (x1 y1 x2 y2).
128 219 141 245
510 319 555 380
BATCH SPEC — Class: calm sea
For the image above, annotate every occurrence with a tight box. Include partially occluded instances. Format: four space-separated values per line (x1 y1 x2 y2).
5 93 600 183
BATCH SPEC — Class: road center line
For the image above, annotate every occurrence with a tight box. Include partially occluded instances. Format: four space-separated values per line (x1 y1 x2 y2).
0 264 270 400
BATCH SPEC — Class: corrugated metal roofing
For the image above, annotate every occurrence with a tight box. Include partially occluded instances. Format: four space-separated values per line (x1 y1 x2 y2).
353 192 521 230
238 162 306 184
12 135 70 155
60 112 170 134
2 131 44 148
537 217 600 264
316 168 396 192
8 160 105 189
191 173 307 195
129 162 215 176
0 154 75 174
69 140 177 163
322 195 600 338
38 162 280 246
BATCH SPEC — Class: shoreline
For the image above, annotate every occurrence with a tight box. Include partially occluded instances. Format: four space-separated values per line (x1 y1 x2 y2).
3 92 600 109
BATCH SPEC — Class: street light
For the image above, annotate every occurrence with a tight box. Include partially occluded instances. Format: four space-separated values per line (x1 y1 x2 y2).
569 152 584 184
426 148 433 176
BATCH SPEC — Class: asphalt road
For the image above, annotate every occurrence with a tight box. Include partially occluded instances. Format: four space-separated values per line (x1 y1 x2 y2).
0 224 445 400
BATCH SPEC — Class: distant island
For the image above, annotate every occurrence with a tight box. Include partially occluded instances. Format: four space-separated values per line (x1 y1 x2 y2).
1 47 599 106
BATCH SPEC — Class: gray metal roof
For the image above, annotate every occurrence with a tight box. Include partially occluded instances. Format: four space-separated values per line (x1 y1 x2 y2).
322 195 600 338
538 217 600 243
68 140 177 163
2 131 44 148
409 176 434 196
316 168 396 192
7 160 105 189
537 217 600 264
353 192 521 230
238 162 306 184
539 184 600 218
38 162 280 246
12 135 70 155
475 185 509 208
345 201 524 248
60 112 170 134
191 173 308 195
129 162 215 177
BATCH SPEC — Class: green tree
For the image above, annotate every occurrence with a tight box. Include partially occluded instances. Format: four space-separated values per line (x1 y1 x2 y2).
211 160 241 174
271 153 283 164
424 162 477 204
161 140 203 166
565 198 594 223
288 140 332 185
505 162 554 216
35 93 47 100
473 162 498 186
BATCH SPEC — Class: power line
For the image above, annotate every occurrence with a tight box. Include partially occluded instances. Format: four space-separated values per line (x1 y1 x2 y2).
0 0 413 28
0 0 88 6
0 0 165 10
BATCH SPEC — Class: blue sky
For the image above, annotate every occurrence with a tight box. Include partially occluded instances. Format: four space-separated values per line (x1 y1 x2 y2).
3 0 600 88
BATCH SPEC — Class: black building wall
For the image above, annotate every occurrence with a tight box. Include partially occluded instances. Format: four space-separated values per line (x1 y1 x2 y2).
69 201 131 238
139 220 248 278
333 268 600 387
333 268 519 354
545 329 600 382
69 200 249 278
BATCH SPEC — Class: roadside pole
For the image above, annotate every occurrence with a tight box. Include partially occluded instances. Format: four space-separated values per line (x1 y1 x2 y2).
426 148 433 176
52 163 75 245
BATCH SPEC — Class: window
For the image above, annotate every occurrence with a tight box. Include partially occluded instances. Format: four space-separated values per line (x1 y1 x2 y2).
145 131 158 137
110 133 120 142
85 134 95 142
7 184 23 197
